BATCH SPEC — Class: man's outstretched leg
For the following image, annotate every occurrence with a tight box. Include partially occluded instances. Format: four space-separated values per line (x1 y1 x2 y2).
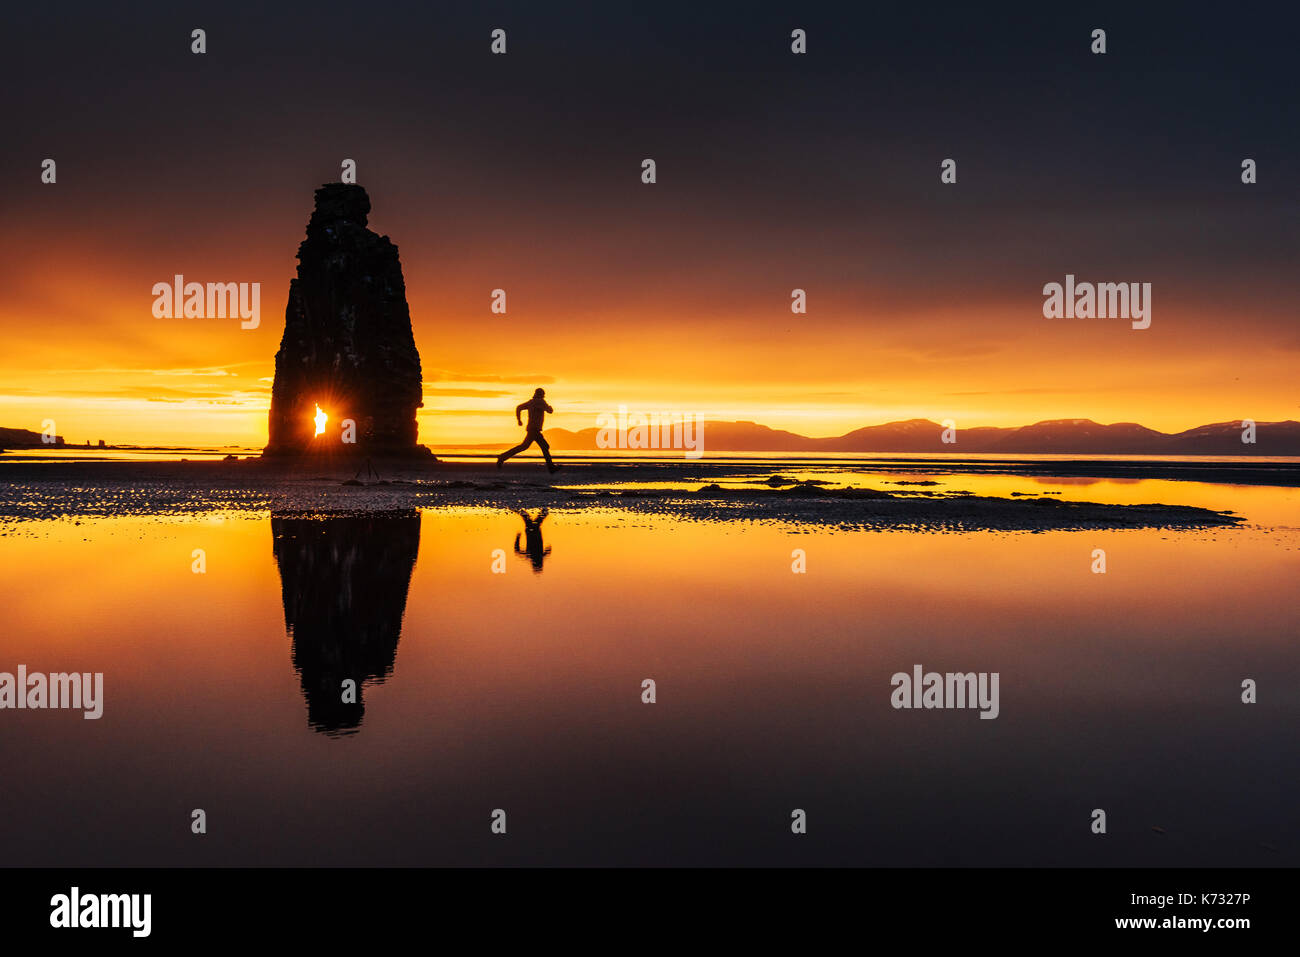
497 433 536 468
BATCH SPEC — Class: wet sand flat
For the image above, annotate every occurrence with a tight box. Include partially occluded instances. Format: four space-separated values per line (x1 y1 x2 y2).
0 458 1249 531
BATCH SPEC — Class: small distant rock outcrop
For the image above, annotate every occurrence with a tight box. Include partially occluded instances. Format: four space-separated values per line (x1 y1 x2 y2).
0 427 63 448
264 184 429 457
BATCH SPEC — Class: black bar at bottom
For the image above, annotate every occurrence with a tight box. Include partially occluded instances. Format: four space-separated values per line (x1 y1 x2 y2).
0 867 1283 943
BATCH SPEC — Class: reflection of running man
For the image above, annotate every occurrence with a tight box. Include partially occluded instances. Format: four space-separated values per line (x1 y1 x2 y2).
513 508 552 573
497 388 561 473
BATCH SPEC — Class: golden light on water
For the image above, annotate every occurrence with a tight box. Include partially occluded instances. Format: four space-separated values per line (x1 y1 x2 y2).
313 404 328 437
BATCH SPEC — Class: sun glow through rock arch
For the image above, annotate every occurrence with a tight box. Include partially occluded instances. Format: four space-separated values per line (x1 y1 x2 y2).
313 404 328 437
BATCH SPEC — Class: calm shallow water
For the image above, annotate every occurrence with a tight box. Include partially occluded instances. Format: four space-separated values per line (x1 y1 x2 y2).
0 477 1296 866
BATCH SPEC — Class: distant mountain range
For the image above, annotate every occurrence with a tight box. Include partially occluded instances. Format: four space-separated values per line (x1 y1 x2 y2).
6 419 1299 456
534 418 1300 455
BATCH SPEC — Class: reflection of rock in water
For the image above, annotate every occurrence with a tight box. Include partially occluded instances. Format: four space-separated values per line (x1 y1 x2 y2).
271 511 420 735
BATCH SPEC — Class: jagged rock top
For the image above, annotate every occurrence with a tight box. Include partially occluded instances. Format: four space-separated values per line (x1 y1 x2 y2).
308 183 370 229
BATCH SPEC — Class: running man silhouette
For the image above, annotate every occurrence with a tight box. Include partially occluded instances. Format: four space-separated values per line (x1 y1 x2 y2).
497 388 561 473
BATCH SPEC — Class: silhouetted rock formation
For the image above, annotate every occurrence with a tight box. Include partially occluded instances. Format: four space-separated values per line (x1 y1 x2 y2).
271 511 421 735
0 427 63 448
264 184 429 456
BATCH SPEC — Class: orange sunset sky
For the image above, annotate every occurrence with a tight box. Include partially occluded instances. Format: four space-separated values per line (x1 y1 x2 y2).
2 6 1295 448
1 176 1296 448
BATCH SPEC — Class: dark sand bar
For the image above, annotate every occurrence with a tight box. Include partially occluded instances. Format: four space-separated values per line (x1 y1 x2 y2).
0 458 1255 531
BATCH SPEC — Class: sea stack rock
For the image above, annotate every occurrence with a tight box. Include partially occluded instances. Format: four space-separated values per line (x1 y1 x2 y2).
264 183 428 456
